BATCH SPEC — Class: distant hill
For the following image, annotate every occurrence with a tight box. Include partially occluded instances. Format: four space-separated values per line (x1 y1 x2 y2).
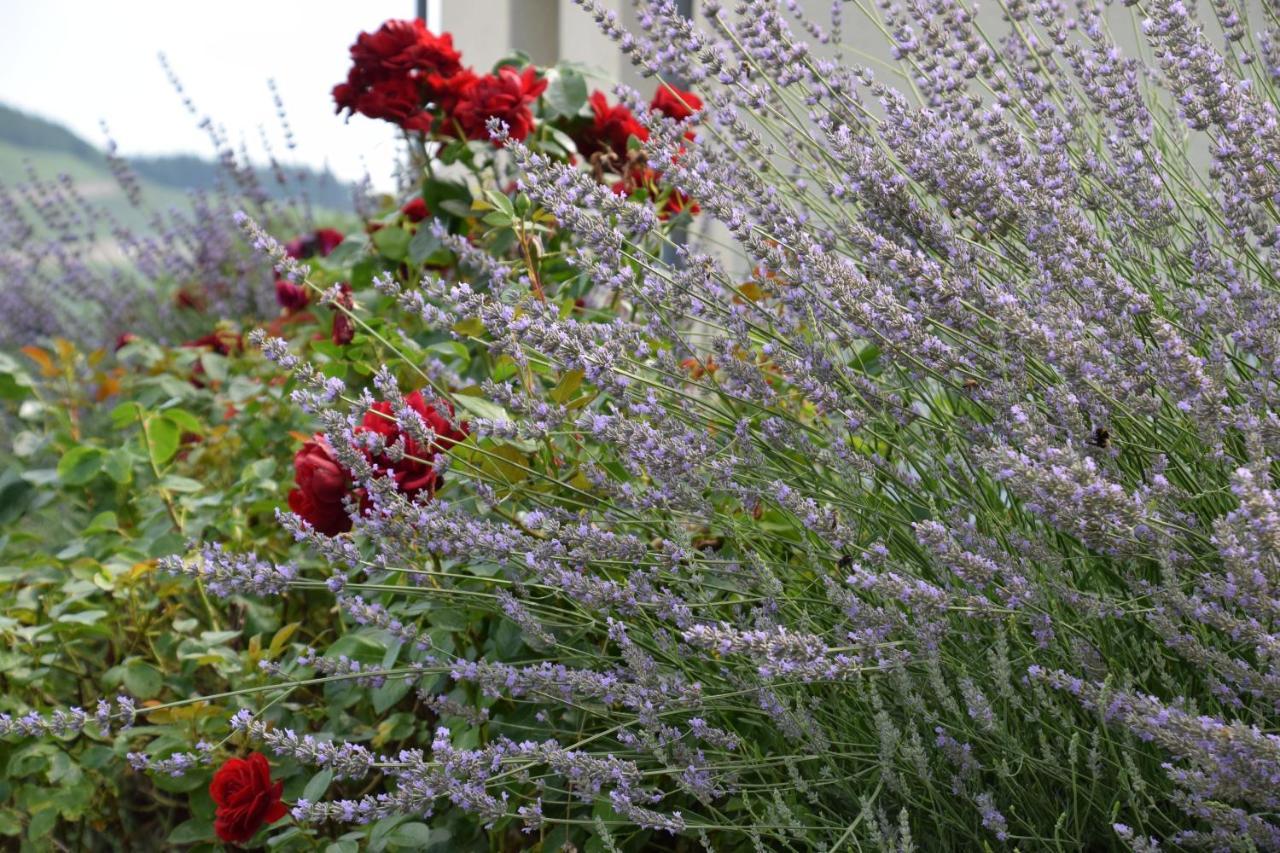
0 103 355 210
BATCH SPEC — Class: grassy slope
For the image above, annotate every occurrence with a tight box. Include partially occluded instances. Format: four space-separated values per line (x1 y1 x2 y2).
0 139 194 234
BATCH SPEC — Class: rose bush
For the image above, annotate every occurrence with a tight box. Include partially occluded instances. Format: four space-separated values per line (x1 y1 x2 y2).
0 16 701 850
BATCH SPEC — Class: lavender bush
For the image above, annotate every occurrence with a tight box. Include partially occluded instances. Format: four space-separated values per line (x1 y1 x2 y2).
11 0 1280 848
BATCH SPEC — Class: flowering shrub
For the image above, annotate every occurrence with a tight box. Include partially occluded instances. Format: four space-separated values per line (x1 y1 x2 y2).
16 1 1280 850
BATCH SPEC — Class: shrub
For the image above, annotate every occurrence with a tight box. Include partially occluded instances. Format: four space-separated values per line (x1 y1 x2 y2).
13 1 1280 850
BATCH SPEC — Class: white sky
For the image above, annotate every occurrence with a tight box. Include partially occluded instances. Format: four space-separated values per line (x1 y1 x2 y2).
0 0 437 186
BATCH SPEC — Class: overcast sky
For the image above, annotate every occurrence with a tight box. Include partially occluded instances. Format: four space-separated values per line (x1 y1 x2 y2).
0 1 440 186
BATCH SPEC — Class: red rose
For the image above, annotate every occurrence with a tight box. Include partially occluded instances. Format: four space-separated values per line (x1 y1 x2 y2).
314 228 344 257
334 19 463 131
209 752 288 844
612 166 699 220
402 197 430 223
285 227 345 260
349 19 460 81
330 283 355 345
114 333 138 351
650 83 702 122
275 279 309 311
360 391 469 499
339 76 434 133
575 91 648 160
451 66 547 144
288 436 353 535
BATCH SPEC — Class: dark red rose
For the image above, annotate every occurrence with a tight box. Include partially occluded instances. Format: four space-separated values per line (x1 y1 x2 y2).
314 228 344 256
332 313 355 346
575 90 648 160
334 20 463 131
174 288 206 312
359 391 469 500
114 333 138 351
286 228 346 260
451 66 547 144
275 279 309 311
288 436 353 535
330 283 355 345
349 19 461 81
612 166 699 220
348 77 435 132
402 197 430 223
209 752 288 844
650 83 703 122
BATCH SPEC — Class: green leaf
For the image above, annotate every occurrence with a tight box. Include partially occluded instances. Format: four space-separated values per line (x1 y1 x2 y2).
56 609 107 625
84 511 119 535
57 446 104 486
548 369 585 404
303 769 333 803
408 226 451 266
372 226 412 262
545 68 588 118
452 393 509 424
147 415 180 467
322 235 367 267
372 679 411 714
102 448 134 485
159 475 203 493
162 408 203 434
123 661 164 699
110 400 145 429
387 823 448 850
167 818 216 845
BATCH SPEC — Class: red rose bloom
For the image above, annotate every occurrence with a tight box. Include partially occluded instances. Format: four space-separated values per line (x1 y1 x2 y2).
334 19 463 132
288 436 353 535
114 333 138 351
612 166 699 220
451 66 548 144
275 279 309 311
650 83 703 122
576 91 648 160
286 227 345 260
209 752 288 844
349 19 461 79
330 282 355 345
402 197 430 223
360 391 469 499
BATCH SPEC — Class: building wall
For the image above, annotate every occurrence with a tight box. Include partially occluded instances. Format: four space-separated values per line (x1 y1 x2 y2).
441 0 647 91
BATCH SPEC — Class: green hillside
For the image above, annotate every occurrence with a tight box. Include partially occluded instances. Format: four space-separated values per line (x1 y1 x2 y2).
0 138 194 234
0 102 354 217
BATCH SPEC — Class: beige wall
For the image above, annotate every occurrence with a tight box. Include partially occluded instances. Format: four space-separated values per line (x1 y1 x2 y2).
442 0 646 91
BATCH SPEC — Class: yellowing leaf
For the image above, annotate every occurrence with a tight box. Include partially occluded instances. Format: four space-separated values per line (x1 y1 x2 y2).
20 346 55 377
